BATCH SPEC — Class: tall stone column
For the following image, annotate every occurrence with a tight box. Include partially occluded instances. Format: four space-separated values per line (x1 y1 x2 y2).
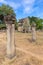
28 25 31 32
6 24 15 59
11 24 16 58
32 23 36 42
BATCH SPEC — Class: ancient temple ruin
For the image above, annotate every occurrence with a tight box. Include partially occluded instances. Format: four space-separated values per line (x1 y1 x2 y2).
18 17 31 32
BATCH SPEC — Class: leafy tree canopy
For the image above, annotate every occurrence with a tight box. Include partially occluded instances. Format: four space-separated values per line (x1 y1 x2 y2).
28 16 43 30
0 4 16 16
0 4 16 29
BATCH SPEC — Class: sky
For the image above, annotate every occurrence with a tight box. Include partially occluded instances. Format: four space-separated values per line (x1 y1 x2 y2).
0 0 43 20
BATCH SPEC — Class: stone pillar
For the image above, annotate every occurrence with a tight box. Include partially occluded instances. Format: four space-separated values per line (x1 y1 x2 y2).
32 23 36 42
11 24 16 58
28 25 31 32
6 24 15 59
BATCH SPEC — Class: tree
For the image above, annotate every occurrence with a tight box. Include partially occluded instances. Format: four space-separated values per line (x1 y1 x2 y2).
0 4 16 23
28 16 43 30
15 20 18 30
36 19 43 30
28 16 38 25
0 4 16 15
0 4 16 29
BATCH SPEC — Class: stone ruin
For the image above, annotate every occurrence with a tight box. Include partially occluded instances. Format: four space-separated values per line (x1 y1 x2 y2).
0 14 16 59
4 14 16 59
0 14 37 59
31 22 36 42
18 17 31 33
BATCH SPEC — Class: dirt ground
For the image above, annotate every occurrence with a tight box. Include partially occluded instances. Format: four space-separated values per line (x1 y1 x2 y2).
0 31 43 65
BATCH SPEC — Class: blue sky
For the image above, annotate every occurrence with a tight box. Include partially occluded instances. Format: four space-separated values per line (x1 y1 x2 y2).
0 0 43 20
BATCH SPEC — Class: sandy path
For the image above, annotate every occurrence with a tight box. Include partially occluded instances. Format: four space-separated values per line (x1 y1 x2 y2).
16 47 43 61
2 47 43 65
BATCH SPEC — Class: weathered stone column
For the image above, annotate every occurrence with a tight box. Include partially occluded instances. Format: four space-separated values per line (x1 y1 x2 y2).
32 22 36 42
6 23 15 59
6 24 11 58
4 14 16 59
11 24 16 58
28 25 31 32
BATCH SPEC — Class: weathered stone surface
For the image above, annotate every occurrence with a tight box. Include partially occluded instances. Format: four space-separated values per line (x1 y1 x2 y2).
18 17 31 32
32 22 36 42
6 24 16 59
4 14 16 24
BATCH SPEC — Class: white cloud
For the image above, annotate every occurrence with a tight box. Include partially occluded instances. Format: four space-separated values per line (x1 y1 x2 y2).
24 6 32 14
0 0 21 10
8 2 21 10
0 0 4 2
0 0 7 4
23 0 35 5
22 0 35 14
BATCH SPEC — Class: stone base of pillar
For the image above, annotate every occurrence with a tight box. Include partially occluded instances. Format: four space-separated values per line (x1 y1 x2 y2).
6 53 16 59
4 56 16 65
32 38 36 42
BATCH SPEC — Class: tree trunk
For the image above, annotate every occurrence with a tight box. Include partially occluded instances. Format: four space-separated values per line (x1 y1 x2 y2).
6 24 16 59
